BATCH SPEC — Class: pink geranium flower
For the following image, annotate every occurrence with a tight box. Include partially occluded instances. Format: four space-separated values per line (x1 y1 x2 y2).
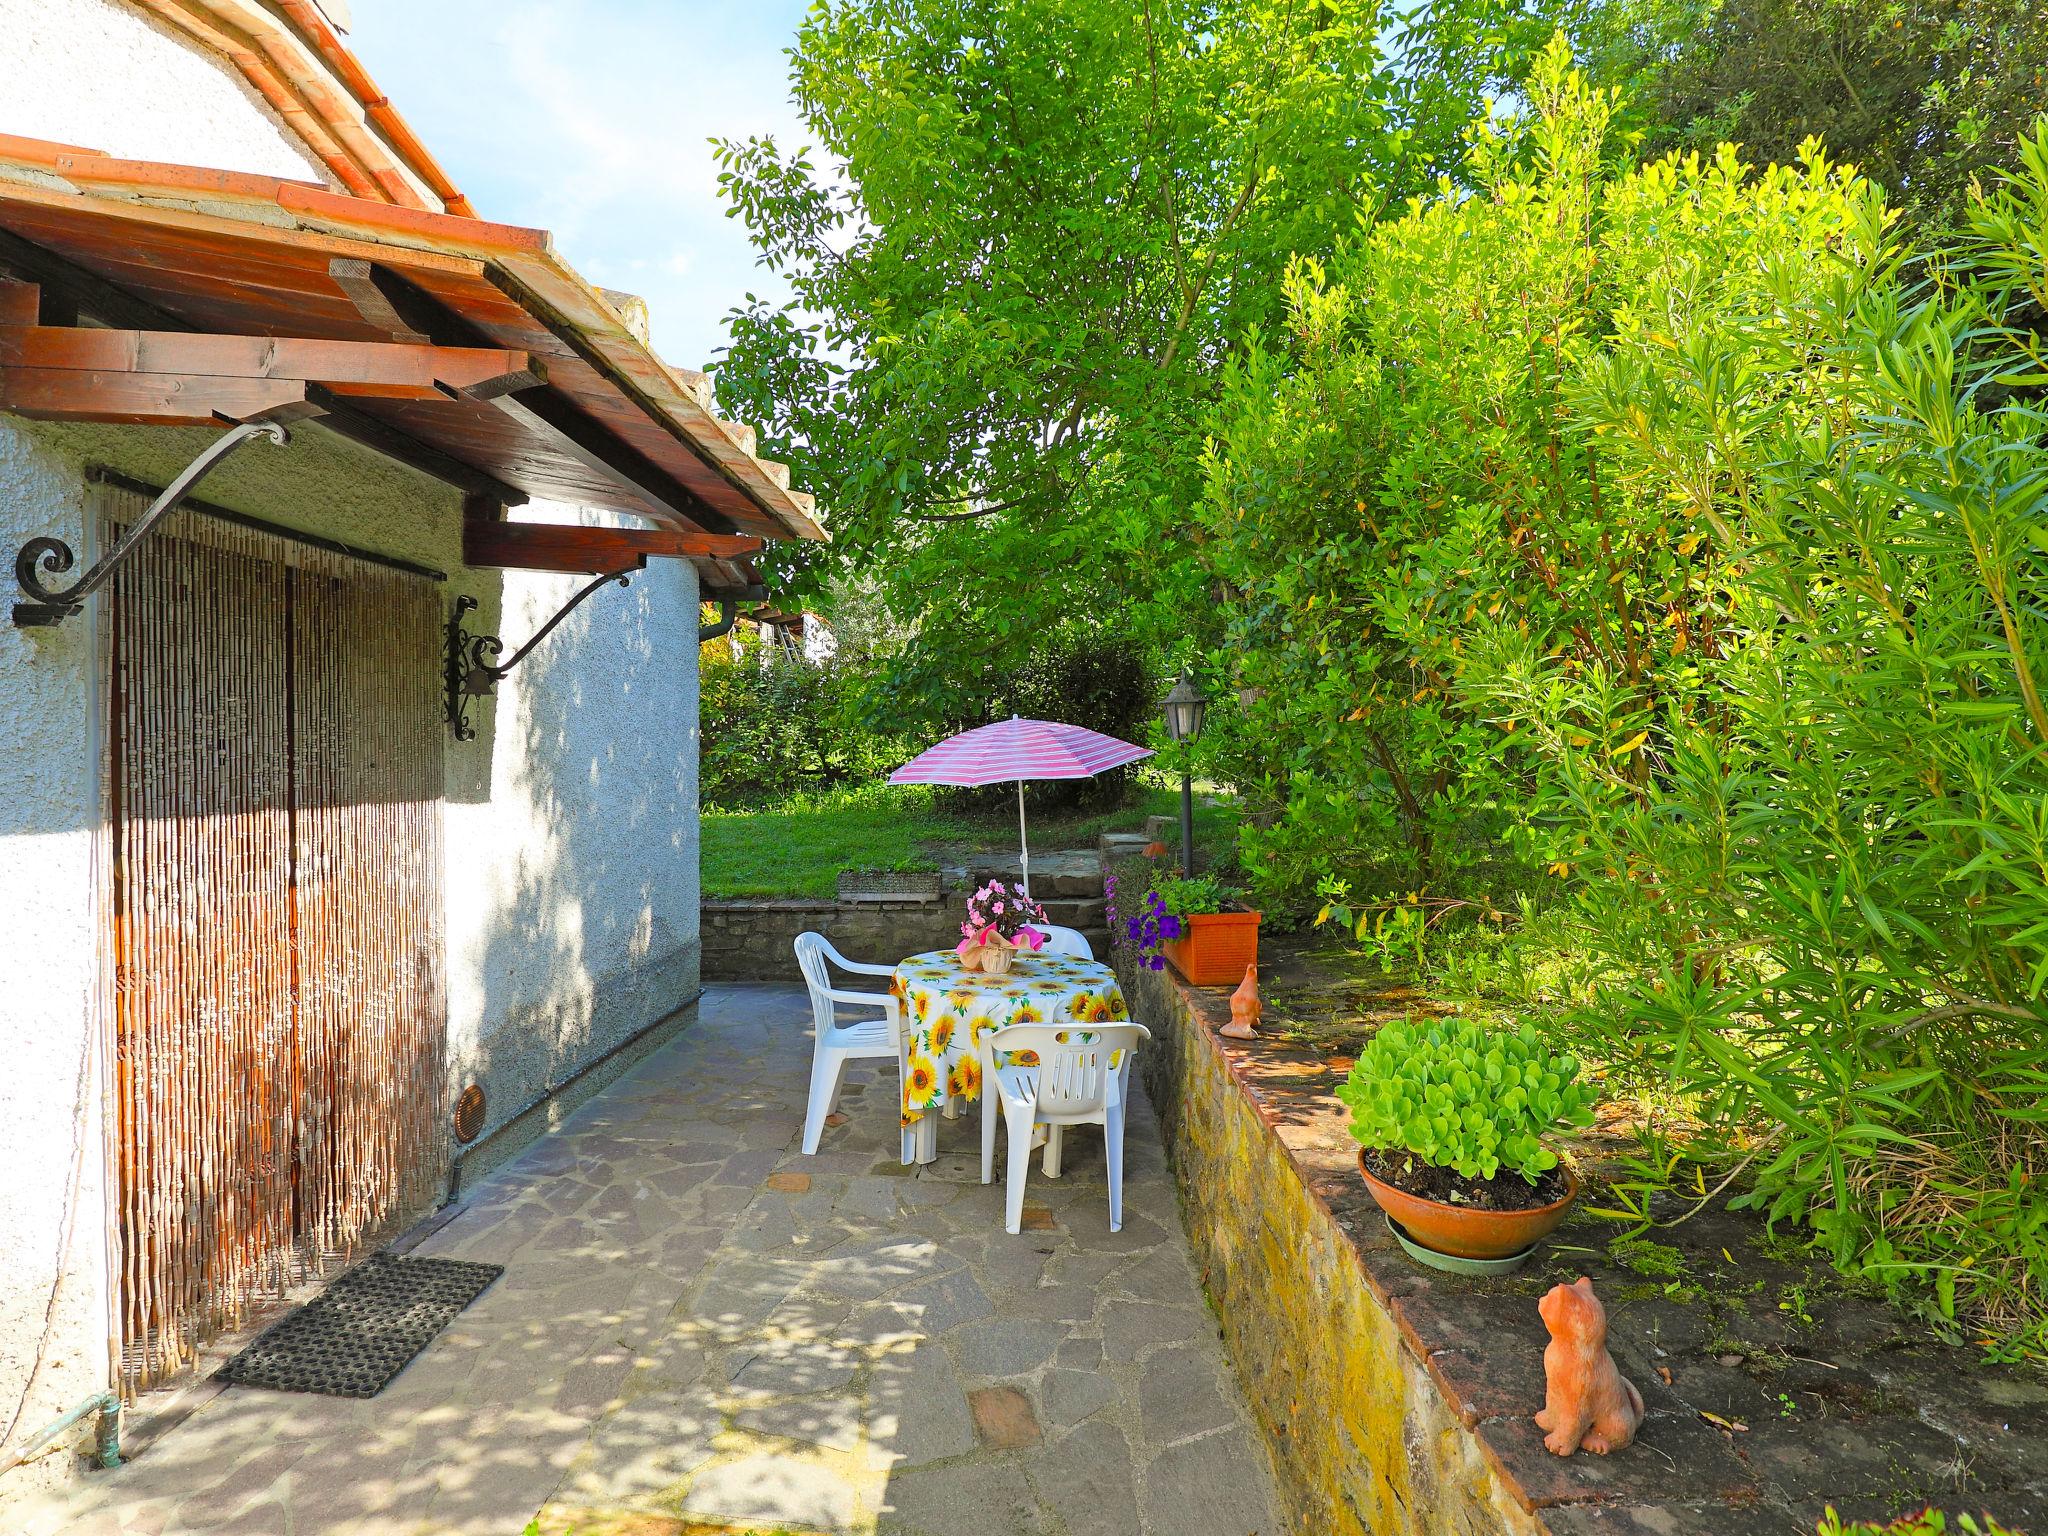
960 879 1049 949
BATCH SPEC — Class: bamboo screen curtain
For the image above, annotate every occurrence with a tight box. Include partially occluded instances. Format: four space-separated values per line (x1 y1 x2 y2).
97 484 447 1395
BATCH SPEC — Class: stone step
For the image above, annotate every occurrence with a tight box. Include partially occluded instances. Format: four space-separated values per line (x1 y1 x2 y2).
1099 831 1153 862
1039 897 1106 930
950 848 1102 900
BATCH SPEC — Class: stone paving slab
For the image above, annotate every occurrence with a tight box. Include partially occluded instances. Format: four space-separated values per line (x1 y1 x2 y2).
10 986 1280 1536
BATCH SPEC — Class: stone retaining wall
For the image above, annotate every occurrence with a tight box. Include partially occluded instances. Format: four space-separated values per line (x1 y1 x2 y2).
704 853 1110 982
1120 958 1540 1536
702 899 968 982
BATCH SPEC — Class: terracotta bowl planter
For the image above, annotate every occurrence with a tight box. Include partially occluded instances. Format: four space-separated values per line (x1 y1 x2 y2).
1162 908 1261 986
1357 1149 1579 1261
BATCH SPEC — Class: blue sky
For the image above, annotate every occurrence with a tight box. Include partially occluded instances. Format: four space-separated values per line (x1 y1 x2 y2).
346 0 812 374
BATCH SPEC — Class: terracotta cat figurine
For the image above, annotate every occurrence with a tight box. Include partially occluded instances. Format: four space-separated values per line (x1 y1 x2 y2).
1534 1277 1644 1456
1221 964 1261 1039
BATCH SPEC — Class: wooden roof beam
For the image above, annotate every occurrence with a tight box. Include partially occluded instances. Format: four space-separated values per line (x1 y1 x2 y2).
0 324 543 401
0 367 323 427
491 387 742 536
331 257 742 536
464 519 763 575
0 227 527 506
328 256 429 343
0 277 37 327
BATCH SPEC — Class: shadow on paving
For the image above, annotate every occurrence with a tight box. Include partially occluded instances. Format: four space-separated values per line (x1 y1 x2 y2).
13 985 1280 1536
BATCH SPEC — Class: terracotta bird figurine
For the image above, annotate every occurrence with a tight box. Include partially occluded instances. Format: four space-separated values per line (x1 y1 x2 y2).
1221 964 1261 1040
1535 1277 1644 1456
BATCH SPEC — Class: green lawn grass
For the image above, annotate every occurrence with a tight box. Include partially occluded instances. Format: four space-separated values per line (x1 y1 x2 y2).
702 781 1239 899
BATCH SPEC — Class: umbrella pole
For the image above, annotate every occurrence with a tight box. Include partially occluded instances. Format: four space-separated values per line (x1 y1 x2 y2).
1017 779 1031 900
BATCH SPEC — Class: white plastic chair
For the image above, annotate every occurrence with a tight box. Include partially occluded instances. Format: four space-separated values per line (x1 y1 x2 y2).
1033 925 1095 959
979 1022 1150 1232
936 927 1089 1124
793 932 910 1161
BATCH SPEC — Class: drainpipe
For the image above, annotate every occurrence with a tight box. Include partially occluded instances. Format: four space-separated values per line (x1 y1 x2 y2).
698 584 766 647
0 1392 121 1476
698 595 739 645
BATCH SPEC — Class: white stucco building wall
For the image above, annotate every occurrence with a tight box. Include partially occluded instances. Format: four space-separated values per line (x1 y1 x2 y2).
0 1 707 1501
0 0 332 185
446 496 703 1168
0 425 115 1510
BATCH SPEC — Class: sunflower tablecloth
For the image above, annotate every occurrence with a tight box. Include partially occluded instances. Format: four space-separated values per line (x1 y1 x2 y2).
890 950 1129 1127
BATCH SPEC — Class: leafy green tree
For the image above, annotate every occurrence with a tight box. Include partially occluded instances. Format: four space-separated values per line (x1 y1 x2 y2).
1573 0 2048 224
710 0 1522 705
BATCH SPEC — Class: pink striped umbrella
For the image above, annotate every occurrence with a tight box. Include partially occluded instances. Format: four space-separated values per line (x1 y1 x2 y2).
889 716 1152 896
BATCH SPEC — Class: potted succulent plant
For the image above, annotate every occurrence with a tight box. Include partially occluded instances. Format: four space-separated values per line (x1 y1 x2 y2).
1137 873 1260 987
1338 1016 1595 1269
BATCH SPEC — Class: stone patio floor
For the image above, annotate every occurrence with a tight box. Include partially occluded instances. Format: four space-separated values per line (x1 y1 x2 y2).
16 986 1282 1536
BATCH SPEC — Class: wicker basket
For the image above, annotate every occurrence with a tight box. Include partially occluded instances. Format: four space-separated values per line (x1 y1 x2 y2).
958 933 1018 974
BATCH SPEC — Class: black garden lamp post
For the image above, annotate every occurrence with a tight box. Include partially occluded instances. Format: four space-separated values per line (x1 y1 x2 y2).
1161 673 1207 874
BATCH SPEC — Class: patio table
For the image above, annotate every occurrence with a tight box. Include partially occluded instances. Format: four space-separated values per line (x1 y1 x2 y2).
891 949 1129 1163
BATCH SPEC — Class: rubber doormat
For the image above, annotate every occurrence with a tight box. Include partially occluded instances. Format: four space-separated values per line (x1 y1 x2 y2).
219 1253 503 1398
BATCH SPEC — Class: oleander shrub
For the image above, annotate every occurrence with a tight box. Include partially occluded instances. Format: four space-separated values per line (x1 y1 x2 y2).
1200 39 2048 1347
1469 117 2048 1346
1818 1511 2018 1536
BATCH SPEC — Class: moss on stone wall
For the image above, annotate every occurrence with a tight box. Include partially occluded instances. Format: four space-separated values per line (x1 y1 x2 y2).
1122 958 1540 1536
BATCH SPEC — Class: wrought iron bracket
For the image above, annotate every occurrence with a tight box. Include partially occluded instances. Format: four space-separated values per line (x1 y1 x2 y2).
444 568 633 739
12 420 291 627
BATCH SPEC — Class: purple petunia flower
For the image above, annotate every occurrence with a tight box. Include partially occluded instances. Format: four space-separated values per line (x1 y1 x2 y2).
1119 887 1184 969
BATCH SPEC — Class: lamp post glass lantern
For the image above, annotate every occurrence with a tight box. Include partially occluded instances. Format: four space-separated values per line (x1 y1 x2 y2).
1161 674 1206 874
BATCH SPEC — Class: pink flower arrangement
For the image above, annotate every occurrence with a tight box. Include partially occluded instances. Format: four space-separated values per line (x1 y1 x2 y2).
960 878 1048 952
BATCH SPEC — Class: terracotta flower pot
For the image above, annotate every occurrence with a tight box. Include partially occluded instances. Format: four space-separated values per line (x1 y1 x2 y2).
1357 1149 1579 1261
1162 908 1261 986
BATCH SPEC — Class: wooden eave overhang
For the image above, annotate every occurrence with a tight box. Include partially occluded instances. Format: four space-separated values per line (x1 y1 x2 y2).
0 134 825 546
462 520 765 576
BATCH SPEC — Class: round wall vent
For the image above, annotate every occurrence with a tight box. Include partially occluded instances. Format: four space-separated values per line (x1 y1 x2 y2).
452 1084 487 1144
